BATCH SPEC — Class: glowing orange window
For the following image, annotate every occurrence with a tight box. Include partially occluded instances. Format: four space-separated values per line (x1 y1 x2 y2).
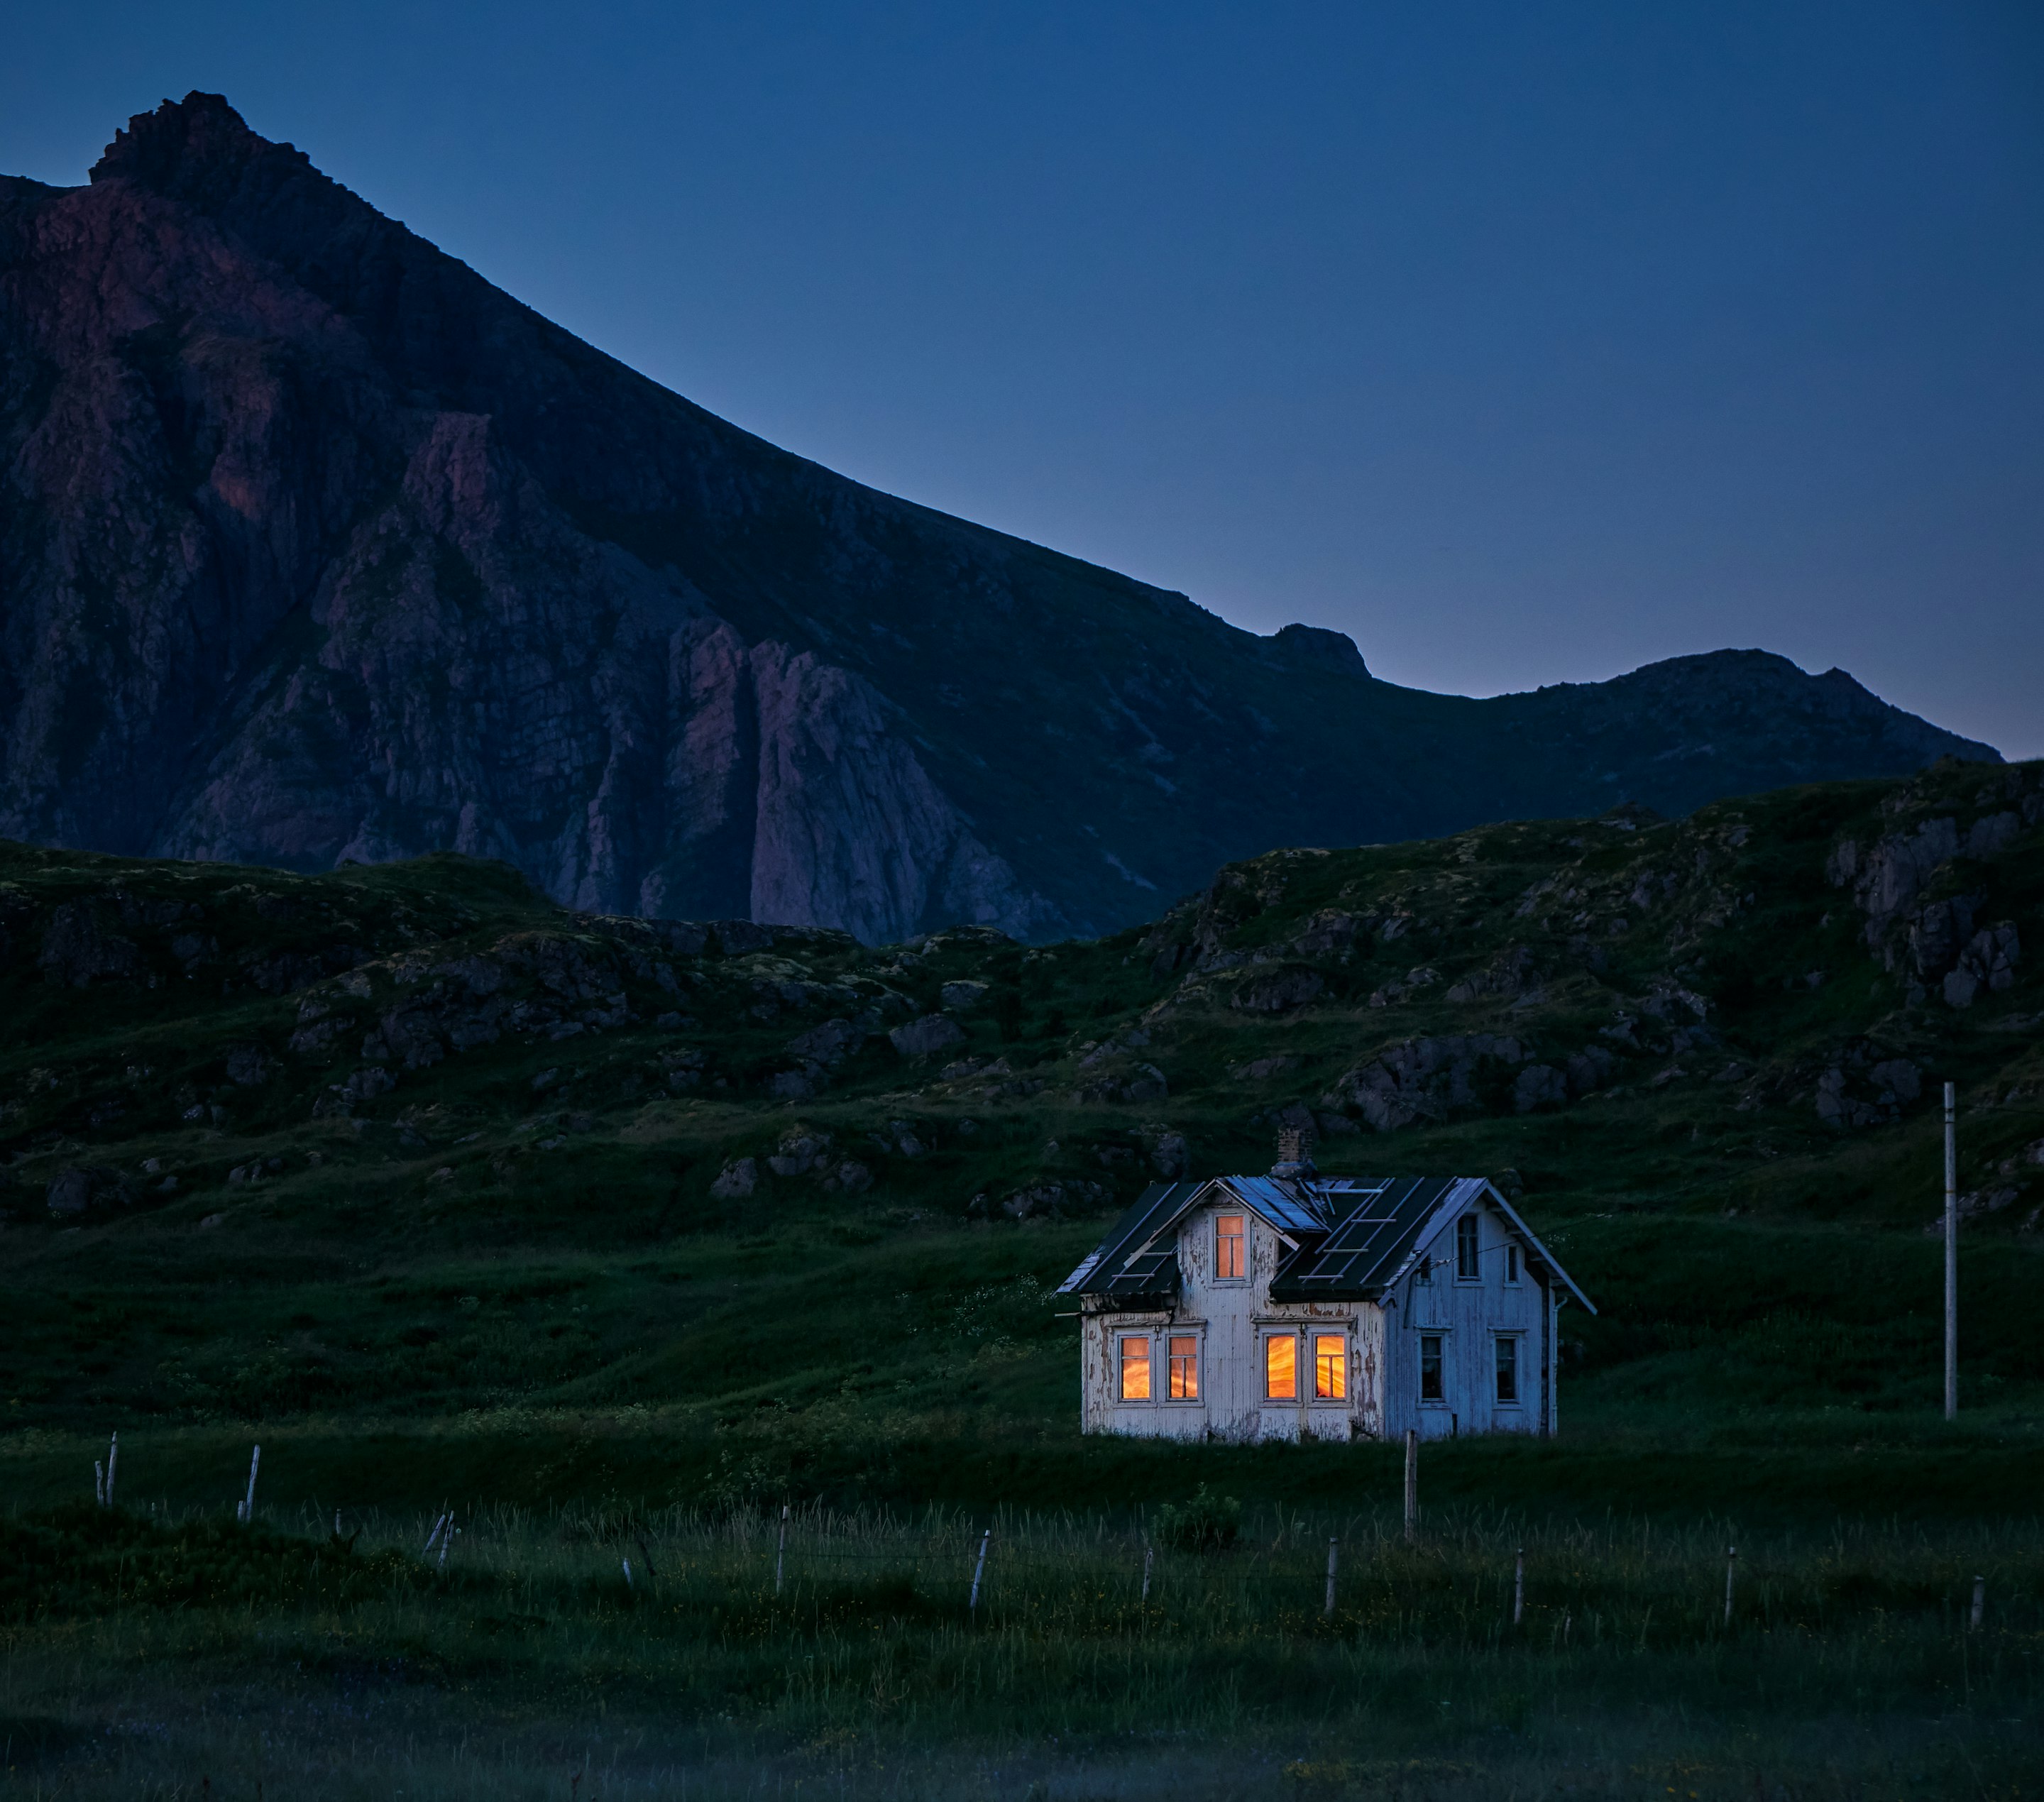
1215 1214 1246 1280
1314 1334 1347 1400
1168 1335 1199 1400
1265 1333 1297 1400
1119 1335 1152 1400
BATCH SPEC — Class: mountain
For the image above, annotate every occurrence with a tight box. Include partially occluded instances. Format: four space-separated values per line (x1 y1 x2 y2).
0 94 1999 944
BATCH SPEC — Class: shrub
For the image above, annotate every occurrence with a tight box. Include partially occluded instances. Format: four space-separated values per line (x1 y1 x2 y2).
1153 1484 1242 1552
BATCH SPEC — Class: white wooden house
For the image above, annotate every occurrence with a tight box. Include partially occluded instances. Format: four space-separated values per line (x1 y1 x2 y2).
1058 1159 1593 1442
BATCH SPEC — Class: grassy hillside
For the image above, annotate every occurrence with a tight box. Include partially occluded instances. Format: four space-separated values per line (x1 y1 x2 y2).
0 754 2039 1519
4 757 2042 1798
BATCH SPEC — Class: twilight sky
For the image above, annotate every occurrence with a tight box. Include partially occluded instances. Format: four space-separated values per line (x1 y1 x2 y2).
6 1 2040 756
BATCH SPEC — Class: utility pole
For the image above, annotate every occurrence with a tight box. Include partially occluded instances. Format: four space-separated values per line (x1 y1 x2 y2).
1945 1081 1958 1422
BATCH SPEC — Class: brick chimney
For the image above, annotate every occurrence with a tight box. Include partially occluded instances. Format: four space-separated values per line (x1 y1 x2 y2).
1270 1125 1316 1179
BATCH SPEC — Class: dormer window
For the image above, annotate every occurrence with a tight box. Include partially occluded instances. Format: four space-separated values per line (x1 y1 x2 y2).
1215 1214 1246 1280
1456 1214 1480 1281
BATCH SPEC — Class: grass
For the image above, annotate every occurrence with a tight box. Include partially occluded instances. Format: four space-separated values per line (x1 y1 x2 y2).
2 1498 2038 1798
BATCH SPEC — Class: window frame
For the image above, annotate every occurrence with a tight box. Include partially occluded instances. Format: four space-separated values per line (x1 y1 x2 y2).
1165 1331 1203 1404
1117 1331 1155 1404
1504 1243 1521 1285
1455 1214 1481 1282
1263 1329 1299 1402
1419 1331 1447 1405
1213 1213 1248 1284
1312 1331 1349 1403
1493 1333 1522 1407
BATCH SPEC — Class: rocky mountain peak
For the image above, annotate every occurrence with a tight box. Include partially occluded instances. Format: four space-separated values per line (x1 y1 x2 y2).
0 98 2001 943
91 92 281 194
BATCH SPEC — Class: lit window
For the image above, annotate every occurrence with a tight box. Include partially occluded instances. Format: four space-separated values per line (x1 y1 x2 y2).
1215 1214 1246 1280
1119 1335 1151 1400
1314 1334 1346 1400
1168 1336 1199 1400
1420 1334 1444 1402
1495 1336 1518 1403
1505 1244 1520 1284
1456 1215 1480 1280
1265 1333 1297 1400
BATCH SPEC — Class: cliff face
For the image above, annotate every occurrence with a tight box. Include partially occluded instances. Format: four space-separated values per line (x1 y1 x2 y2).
0 96 2000 942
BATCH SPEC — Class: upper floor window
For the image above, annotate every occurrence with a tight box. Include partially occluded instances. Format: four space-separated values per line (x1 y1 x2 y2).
1495 1336 1519 1404
1419 1334 1444 1402
1265 1332 1297 1400
1505 1243 1520 1285
1314 1334 1347 1400
1215 1214 1246 1280
1456 1214 1480 1281
1168 1335 1200 1400
1119 1334 1151 1401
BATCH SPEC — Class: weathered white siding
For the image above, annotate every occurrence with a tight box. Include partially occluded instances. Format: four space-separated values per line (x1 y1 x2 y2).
1083 1198 1380 1442
1380 1194 1553 1441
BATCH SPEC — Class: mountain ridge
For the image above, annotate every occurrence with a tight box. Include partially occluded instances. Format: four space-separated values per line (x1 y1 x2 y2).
0 94 1998 943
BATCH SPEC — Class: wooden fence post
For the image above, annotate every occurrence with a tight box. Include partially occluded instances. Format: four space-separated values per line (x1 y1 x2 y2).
1324 1537 1339 1619
1722 1546 1737 1628
969 1528 991 1615
237 1444 260 1523
1141 1543 1153 1606
775 1502 789 1598
1403 1429 1418 1543
1513 1546 1524 1627
1970 1576 1984 1632
105 1434 117 1507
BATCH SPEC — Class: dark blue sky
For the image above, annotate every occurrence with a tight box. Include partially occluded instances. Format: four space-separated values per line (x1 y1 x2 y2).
8 2 2040 754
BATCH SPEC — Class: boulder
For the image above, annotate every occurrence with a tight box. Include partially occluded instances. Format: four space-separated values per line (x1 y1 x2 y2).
1231 967 1324 1013
889 1014 967 1059
1512 1065 1568 1112
1943 923 2020 1008
224 1043 276 1086
38 903 148 988
768 1130 833 1177
1149 1131 1190 1177
709 1158 757 1199
786 1017 866 1064
1331 1033 1526 1131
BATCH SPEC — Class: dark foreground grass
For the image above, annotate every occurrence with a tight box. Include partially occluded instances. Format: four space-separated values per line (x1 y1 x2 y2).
1 1500 2038 1799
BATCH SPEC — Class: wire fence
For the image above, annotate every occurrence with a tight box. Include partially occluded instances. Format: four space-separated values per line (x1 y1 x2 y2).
181 1494 2044 1652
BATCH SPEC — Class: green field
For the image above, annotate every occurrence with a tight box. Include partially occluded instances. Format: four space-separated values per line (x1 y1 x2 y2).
2 757 2041 1795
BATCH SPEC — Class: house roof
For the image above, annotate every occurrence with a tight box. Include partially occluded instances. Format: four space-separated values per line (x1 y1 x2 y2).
1054 1180 1203 1300
1057 1173 1594 1312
